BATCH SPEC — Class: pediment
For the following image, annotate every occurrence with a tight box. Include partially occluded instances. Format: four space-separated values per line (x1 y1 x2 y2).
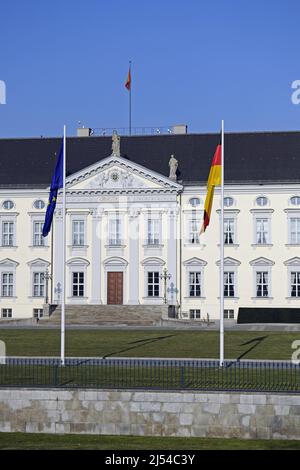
216 257 241 267
65 156 182 192
284 257 300 266
249 257 275 266
183 257 207 267
27 258 50 268
0 258 19 268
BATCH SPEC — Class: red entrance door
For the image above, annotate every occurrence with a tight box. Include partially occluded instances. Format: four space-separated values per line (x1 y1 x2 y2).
107 272 123 304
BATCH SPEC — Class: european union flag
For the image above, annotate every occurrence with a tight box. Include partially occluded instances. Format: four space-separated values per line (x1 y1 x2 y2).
42 141 64 237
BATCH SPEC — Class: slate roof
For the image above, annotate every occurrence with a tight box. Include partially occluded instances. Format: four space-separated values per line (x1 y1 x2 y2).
0 131 299 189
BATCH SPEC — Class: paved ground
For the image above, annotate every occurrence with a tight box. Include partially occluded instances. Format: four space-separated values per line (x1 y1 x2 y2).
1 320 300 331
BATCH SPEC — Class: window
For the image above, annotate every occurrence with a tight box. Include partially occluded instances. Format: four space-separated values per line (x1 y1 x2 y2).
256 218 269 244
224 197 234 207
256 271 269 297
224 218 234 244
290 218 300 244
189 272 201 297
291 196 300 206
147 271 159 297
224 272 235 297
2 221 14 246
189 309 201 319
33 272 45 297
1 273 13 297
33 222 44 246
72 272 84 297
72 220 85 246
33 200 45 210
1 308 12 318
147 219 160 245
256 196 268 207
2 200 14 210
109 218 121 246
291 272 300 297
189 197 201 207
189 218 200 244
33 308 43 319
224 309 234 319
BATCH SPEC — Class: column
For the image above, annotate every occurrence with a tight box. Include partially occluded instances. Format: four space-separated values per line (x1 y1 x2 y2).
128 209 140 304
90 208 103 304
167 207 178 305
53 208 63 304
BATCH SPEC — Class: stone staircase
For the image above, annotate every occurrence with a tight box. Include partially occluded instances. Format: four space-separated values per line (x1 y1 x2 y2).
40 304 168 326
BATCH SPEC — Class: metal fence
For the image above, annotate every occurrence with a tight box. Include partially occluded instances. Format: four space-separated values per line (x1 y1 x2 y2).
0 357 300 393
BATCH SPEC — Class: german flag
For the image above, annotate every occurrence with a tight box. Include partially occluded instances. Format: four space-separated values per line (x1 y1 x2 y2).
200 140 222 234
125 67 131 91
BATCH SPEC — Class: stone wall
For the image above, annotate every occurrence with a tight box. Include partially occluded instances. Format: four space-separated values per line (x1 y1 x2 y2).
0 388 300 439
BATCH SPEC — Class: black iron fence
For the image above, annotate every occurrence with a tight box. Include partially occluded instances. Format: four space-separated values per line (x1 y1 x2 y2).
0 357 300 393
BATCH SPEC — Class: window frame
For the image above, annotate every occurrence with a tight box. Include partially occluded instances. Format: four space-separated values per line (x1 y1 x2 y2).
147 271 160 297
72 220 85 247
72 271 85 297
32 271 45 297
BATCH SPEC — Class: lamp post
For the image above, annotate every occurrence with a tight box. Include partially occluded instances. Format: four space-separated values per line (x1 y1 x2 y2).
160 268 171 304
44 269 52 305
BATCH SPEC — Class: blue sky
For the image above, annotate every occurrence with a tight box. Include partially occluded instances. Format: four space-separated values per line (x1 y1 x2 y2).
0 0 300 137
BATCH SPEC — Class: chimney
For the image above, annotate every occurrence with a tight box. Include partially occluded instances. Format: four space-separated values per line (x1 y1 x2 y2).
77 127 92 137
172 124 188 135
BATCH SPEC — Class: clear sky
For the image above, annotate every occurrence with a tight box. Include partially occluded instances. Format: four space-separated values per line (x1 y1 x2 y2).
0 0 300 137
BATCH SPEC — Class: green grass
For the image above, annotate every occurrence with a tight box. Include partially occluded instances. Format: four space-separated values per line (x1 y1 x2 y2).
0 329 299 360
0 432 300 450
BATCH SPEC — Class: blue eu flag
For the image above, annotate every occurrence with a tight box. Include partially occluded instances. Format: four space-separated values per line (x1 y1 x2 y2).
42 141 64 237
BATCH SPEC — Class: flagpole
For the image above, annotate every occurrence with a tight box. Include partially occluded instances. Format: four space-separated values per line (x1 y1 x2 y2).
220 119 225 367
61 125 66 366
129 60 132 136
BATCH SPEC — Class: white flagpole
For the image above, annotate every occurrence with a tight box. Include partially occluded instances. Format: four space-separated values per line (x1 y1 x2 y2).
220 120 225 367
61 125 66 366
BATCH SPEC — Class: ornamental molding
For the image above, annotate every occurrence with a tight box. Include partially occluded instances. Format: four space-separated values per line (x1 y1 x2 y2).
65 155 183 192
56 194 178 204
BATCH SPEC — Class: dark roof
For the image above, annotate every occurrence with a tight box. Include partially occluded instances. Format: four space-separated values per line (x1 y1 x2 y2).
0 131 300 188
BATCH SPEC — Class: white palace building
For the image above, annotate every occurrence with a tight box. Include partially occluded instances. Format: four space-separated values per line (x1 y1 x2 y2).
0 125 300 323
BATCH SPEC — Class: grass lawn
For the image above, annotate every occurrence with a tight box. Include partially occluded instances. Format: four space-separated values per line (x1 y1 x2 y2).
0 432 300 450
0 329 299 360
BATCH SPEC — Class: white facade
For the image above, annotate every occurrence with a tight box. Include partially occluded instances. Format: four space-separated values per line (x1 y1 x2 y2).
0 151 300 321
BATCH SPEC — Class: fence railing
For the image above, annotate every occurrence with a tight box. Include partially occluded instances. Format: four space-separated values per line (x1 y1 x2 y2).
0 357 300 393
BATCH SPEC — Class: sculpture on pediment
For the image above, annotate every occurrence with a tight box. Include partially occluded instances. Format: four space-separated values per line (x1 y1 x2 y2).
97 171 109 188
111 131 121 157
169 154 178 181
121 171 134 188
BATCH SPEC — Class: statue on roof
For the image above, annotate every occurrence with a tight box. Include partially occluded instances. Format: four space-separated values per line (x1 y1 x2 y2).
111 131 121 157
169 154 178 181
